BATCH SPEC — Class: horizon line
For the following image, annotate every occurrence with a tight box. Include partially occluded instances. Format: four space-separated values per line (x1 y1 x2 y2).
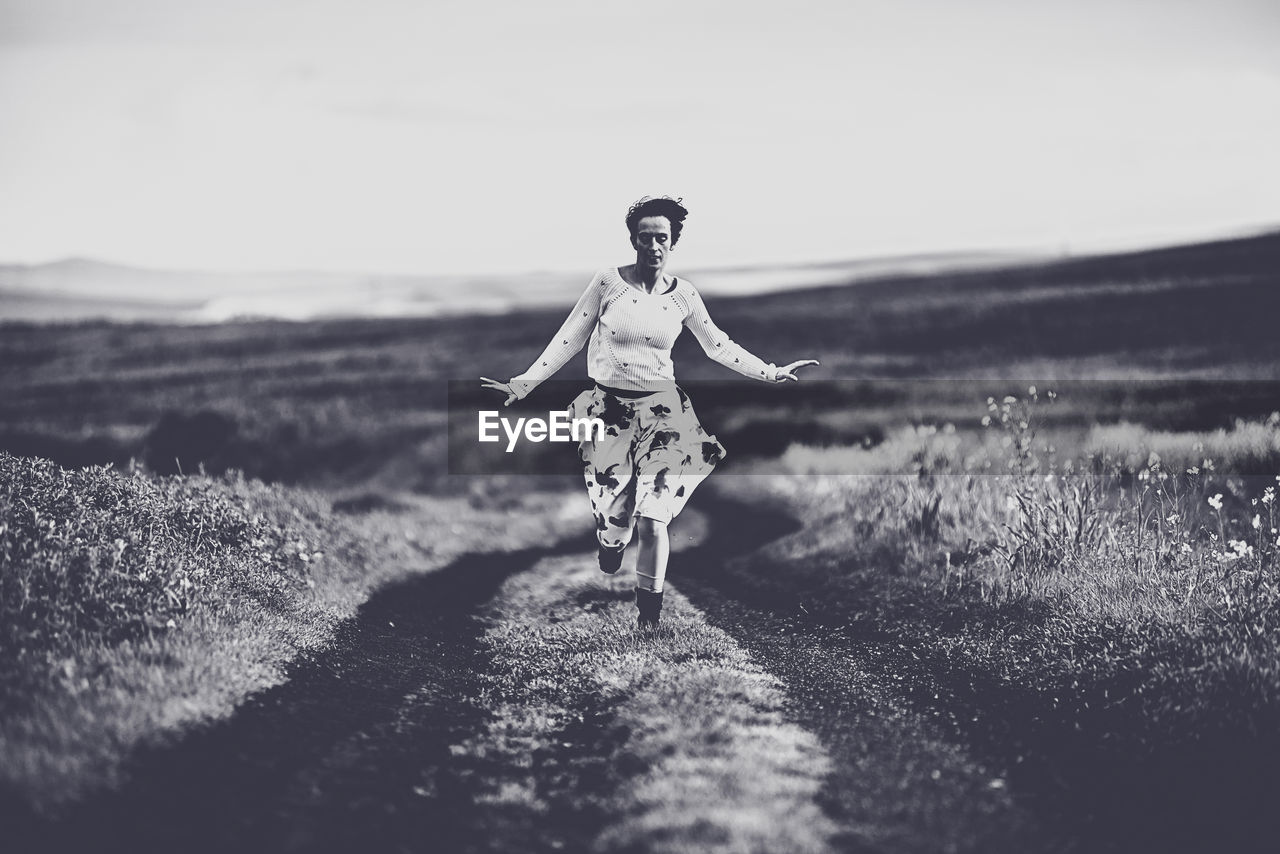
2 220 1277 281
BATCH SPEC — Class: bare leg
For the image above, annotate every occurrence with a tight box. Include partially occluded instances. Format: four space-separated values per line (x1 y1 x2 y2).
634 516 670 593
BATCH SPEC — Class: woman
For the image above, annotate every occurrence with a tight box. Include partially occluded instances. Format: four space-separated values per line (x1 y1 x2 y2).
481 196 818 628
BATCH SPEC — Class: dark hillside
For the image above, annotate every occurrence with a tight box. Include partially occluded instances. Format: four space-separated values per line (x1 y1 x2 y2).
2 230 1276 487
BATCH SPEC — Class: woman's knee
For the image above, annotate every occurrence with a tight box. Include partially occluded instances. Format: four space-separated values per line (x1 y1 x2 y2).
636 516 668 540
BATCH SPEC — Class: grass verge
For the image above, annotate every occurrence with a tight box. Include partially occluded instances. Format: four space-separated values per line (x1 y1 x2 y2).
704 402 1280 849
0 452 580 811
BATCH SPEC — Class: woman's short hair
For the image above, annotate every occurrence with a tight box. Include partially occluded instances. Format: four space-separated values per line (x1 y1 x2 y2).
625 196 689 245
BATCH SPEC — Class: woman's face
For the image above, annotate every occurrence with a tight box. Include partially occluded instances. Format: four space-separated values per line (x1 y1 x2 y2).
631 215 673 270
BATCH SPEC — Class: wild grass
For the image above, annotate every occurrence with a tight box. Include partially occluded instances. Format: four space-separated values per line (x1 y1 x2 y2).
0 454 349 686
726 391 1280 741
1085 415 1280 476
0 455 335 703
0 451 581 810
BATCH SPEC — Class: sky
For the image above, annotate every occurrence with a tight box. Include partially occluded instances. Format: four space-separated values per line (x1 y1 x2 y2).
1 0 1278 275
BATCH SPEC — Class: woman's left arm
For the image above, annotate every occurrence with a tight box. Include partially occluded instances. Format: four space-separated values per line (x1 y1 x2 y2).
683 286 818 383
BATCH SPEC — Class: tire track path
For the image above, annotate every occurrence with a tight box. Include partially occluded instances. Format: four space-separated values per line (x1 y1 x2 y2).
675 491 1280 854
11 491 1084 854
11 537 590 854
672 497 1058 854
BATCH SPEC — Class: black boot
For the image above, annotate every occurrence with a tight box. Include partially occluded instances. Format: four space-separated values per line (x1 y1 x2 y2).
635 588 664 628
598 542 625 575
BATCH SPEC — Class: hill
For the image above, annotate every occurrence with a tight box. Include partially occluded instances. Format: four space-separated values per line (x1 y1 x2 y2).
1 227 1278 493
0 251 1033 324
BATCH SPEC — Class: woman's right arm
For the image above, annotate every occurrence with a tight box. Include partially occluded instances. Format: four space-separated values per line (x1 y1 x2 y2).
504 271 604 400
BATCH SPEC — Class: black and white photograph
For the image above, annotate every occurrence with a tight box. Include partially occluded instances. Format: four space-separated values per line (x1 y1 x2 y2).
2 1 1279 852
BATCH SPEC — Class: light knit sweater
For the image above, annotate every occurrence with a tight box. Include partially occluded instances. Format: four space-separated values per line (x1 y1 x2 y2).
509 267 779 399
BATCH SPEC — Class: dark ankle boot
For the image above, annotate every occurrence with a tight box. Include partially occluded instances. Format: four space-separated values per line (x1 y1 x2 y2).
635 588 664 628
598 542 625 575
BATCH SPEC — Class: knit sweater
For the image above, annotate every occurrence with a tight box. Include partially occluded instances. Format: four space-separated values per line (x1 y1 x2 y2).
509 267 779 399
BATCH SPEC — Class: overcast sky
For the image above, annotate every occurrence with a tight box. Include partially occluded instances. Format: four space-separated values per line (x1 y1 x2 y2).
1 0 1277 275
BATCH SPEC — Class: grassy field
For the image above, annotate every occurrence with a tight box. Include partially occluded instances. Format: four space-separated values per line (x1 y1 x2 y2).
708 431 1280 848
3 230 1278 490
0 452 582 809
2 229 1280 848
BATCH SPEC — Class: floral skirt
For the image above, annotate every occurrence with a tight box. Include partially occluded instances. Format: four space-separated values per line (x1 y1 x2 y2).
567 384 726 549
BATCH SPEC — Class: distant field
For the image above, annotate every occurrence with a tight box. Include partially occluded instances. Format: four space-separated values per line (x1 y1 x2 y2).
0 251 1034 324
2 229 1278 492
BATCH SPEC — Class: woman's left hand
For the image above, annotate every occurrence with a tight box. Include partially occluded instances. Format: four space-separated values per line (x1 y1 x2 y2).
774 360 820 382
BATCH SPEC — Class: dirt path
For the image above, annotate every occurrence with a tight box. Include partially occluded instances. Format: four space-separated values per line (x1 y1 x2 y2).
14 488 1222 854
11 539 596 854
668 501 1055 854
9 494 836 854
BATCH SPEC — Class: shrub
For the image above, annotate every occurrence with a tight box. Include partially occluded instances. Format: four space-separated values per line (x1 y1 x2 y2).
0 452 345 684
1086 414 1280 477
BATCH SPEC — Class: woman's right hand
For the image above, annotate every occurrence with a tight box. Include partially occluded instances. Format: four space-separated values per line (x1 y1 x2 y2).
773 360 820 382
480 376 517 407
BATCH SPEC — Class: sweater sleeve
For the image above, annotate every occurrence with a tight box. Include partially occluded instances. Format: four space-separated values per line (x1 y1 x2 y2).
682 284 779 382
508 271 603 399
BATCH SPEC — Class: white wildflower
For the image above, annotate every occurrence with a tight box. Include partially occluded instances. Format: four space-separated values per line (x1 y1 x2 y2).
1227 540 1253 560
1207 494 1224 511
